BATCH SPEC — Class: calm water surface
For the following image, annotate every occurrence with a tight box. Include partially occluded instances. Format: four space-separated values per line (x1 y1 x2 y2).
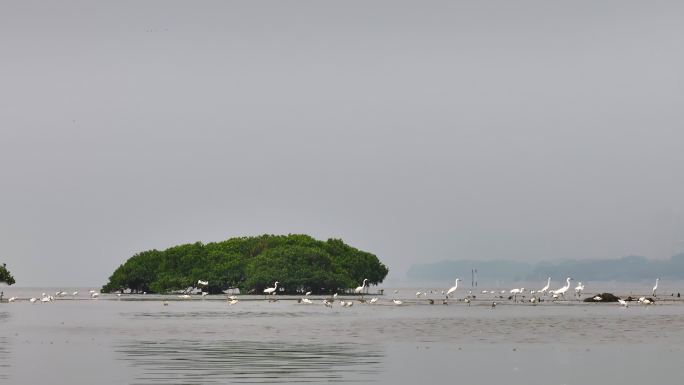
1 289 682 384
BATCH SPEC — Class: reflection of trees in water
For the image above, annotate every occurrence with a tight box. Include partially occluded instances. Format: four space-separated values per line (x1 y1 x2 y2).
116 339 383 384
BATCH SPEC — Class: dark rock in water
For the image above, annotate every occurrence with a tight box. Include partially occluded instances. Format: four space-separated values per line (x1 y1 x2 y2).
583 292 620 302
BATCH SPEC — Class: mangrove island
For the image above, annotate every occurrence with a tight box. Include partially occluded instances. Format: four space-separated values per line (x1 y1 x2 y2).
102 234 389 294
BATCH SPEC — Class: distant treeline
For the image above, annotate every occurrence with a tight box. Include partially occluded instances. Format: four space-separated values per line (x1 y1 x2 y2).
407 253 684 283
102 234 388 294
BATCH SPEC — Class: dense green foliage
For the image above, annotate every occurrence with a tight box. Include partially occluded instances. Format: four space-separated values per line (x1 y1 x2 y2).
102 234 388 294
0 263 15 285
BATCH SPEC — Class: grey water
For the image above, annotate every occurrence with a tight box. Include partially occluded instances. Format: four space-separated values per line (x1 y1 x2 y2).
1 288 683 385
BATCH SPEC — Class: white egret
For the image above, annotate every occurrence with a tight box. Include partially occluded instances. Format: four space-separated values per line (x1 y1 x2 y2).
369 297 379 304
416 291 422 297
8 297 16 302
392 299 403 305
354 279 368 296
510 288 524 301
333 293 338 298
618 298 629 307
201 292 208 297
305 291 312 296
91 292 100 299
642 298 653 305
652 278 659 297
30 297 38 303
72 291 78 296
301 298 313 304
263 281 279 297
551 277 573 299
574 282 584 298
539 277 551 295
446 278 461 297
464 298 471 306
197 280 209 286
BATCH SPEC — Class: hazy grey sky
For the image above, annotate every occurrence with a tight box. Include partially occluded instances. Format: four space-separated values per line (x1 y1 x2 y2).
1 1 683 286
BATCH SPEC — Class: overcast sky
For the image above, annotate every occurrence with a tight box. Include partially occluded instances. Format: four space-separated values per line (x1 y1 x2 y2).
1 1 683 286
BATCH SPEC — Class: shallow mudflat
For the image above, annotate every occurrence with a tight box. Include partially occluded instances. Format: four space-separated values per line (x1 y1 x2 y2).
1 291 683 384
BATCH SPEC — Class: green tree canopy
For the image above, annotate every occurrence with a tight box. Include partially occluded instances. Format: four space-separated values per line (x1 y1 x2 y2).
0 263 15 285
102 234 388 294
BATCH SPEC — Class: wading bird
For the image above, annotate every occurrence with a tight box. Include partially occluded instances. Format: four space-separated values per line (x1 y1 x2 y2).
552 277 572 299
446 278 461 297
539 277 551 295
510 288 524 301
574 282 584 298
355 279 368 298
263 281 279 297
653 278 659 297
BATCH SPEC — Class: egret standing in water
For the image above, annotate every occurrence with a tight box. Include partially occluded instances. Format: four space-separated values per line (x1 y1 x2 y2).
354 279 368 299
446 278 461 298
509 288 524 302
539 277 551 295
552 277 572 299
574 282 585 299
263 281 279 298
653 278 659 297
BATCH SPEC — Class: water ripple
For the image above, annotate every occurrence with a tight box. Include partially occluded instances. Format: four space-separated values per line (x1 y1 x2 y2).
0 336 9 380
116 339 383 384
126 311 307 320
